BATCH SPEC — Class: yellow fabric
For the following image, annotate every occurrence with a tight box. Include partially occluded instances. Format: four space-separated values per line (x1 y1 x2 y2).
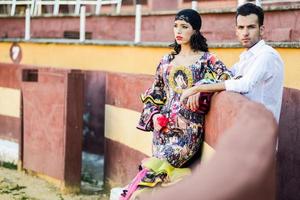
129 158 191 200
141 157 191 183
140 94 166 105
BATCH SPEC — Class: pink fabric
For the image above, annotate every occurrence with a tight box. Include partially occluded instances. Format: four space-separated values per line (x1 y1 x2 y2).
120 168 148 200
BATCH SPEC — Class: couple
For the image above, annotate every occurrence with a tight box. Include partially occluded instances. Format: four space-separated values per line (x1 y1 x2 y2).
121 3 284 200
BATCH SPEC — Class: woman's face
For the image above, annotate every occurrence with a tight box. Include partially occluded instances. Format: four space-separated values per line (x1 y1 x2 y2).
174 20 195 45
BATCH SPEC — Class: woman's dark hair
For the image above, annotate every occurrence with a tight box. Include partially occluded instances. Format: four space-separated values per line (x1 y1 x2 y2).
168 9 209 62
168 31 208 62
236 3 264 26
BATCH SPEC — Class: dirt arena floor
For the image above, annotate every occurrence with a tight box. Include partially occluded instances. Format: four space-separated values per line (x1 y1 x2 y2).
0 166 109 200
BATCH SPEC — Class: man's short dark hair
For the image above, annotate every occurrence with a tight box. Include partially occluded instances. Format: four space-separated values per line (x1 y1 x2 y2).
236 3 264 26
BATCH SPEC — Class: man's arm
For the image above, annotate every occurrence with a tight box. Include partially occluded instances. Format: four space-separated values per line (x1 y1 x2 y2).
223 52 277 94
180 52 278 104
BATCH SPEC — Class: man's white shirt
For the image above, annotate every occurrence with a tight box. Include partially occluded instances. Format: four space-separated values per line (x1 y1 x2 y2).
225 40 284 122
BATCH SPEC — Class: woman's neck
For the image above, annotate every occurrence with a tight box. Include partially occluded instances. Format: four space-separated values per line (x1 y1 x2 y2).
179 44 197 56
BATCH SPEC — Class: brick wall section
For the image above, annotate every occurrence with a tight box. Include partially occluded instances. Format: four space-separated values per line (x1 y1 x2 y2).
0 64 22 142
277 88 300 200
0 9 299 42
206 90 300 200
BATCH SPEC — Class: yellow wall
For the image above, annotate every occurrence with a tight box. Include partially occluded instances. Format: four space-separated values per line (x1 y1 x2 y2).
0 43 12 62
277 48 300 89
0 42 169 75
105 105 152 156
0 42 299 89
0 87 21 118
105 104 215 162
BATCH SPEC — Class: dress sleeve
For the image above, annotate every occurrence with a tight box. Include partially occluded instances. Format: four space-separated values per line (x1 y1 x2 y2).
207 53 232 81
192 53 232 115
136 57 167 132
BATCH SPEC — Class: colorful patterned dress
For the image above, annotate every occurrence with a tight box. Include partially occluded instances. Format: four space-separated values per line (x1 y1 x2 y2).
137 52 231 167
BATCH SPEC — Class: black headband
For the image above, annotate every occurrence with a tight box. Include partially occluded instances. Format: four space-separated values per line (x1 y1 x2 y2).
175 9 202 31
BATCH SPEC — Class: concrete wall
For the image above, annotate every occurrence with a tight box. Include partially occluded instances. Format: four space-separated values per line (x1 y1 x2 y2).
21 68 84 191
277 88 300 200
0 64 21 164
105 80 300 200
0 64 84 192
0 42 299 198
104 72 153 185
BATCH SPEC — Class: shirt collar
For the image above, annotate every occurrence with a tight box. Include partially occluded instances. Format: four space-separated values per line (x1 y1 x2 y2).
239 40 265 60
248 40 265 55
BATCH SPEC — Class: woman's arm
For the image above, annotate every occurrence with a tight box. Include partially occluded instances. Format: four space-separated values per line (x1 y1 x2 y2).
183 53 231 111
137 57 167 132
180 82 226 103
183 53 232 110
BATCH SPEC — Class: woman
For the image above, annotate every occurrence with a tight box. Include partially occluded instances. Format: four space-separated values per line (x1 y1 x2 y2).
120 9 231 200
137 9 230 168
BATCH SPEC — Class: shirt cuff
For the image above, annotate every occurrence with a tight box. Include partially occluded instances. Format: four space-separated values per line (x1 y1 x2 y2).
224 80 237 92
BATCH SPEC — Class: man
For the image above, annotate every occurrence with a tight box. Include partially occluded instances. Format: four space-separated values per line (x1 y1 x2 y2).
180 3 284 123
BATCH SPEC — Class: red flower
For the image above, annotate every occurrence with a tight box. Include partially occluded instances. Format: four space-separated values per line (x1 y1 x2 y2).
157 115 169 128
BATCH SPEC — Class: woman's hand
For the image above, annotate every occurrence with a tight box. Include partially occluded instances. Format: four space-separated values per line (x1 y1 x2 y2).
185 93 200 111
180 86 200 104
152 114 163 131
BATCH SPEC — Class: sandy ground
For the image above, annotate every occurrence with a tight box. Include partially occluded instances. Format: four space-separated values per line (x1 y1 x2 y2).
0 166 109 200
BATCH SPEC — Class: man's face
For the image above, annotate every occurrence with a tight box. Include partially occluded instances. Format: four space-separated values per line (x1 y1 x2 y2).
236 14 264 49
